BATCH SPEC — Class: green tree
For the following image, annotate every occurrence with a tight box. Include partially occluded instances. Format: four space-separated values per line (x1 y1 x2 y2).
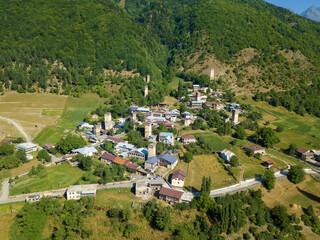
257 127 279 148
264 169 275 190
234 126 247 140
0 143 14 156
37 150 51 163
103 141 114 153
183 152 194 163
286 143 297 156
154 206 171 231
288 165 305 184
80 156 93 171
230 156 239 167
56 135 86 154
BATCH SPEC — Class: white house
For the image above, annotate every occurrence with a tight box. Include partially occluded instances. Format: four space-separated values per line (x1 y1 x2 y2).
180 135 196 144
114 142 135 153
219 149 235 162
171 169 185 187
16 142 37 153
66 185 97 200
71 146 98 157
159 132 174 145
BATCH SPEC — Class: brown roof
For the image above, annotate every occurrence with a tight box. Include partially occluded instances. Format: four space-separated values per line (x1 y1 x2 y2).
105 136 126 143
100 152 117 162
1 139 12 143
265 160 274 165
159 187 183 199
126 163 140 171
297 147 309 154
244 145 265 151
172 169 186 181
181 135 195 140
113 157 129 165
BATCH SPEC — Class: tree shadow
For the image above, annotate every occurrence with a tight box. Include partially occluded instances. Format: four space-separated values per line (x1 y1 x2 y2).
184 186 200 192
296 187 320 203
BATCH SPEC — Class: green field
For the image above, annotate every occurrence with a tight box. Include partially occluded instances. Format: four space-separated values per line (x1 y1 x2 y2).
41 109 64 116
10 164 85 196
59 94 104 129
33 126 66 146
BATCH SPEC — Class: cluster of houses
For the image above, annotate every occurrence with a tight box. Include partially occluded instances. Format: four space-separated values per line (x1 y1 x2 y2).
297 147 320 166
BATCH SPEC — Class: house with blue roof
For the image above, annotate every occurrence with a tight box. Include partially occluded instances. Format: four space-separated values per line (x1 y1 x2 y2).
158 132 174 145
144 154 178 171
128 148 148 160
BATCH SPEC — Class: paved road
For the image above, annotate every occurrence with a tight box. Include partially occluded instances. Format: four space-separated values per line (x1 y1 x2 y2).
0 180 9 202
0 116 31 142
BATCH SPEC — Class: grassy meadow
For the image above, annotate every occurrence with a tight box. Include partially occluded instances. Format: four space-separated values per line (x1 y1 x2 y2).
41 109 63 116
9 164 84 196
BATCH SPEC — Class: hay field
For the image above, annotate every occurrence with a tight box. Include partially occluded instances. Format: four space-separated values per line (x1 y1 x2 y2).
0 93 67 139
0 119 21 140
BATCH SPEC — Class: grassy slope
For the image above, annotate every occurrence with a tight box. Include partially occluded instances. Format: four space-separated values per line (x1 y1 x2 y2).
10 164 84 195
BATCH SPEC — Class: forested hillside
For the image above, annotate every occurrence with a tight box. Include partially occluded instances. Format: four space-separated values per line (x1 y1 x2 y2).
1 0 320 115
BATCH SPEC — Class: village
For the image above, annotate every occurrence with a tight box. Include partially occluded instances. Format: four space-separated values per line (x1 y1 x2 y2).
2 72 320 205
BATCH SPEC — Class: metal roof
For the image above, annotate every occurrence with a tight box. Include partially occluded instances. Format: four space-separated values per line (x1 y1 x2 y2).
145 157 158 164
158 154 177 164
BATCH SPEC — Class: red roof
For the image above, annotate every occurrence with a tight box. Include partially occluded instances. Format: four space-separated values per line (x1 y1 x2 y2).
265 160 274 165
297 147 309 154
64 153 77 159
105 136 126 143
44 143 55 148
172 169 186 181
1 139 12 143
100 152 117 162
181 135 195 140
113 157 129 165
126 163 140 171
244 145 265 151
159 187 183 199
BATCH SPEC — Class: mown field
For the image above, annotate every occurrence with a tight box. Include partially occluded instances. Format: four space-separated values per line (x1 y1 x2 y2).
0 93 68 139
9 164 84 196
34 93 104 145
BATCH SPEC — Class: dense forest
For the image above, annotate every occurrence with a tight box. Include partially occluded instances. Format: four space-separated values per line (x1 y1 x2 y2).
1 0 320 114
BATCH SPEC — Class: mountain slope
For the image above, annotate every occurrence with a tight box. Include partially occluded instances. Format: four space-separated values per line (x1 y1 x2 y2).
301 6 320 22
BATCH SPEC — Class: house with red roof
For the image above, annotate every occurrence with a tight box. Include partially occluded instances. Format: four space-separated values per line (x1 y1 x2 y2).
180 135 196 144
297 147 314 161
100 152 117 165
159 187 184 203
244 145 266 155
171 169 186 187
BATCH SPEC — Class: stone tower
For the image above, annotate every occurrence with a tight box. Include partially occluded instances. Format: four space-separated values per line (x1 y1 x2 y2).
144 122 152 138
148 143 156 158
210 68 215 80
144 85 148 97
146 75 150 83
132 111 137 122
104 112 113 130
94 122 102 135
196 92 201 101
232 109 239 124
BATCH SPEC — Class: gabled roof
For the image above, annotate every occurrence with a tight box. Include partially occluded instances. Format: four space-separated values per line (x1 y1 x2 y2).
127 163 140 171
71 146 98 155
145 157 158 164
105 136 126 143
113 157 130 165
244 145 265 151
131 148 148 155
159 187 183 199
116 142 135 149
181 135 195 140
172 169 186 181
100 152 117 162
158 154 177 164
297 147 309 154
44 143 55 148
159 132 173 137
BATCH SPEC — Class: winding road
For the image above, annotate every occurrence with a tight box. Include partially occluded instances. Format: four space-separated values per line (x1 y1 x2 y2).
0 116 31 142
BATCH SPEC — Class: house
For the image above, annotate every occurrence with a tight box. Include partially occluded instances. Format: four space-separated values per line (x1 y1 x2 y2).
211 92 223 98
312 150 320 161
16 142 37 153
78 122 94 130
181 118 192 127
26 193 42 202
63 153 77 160
180 135 196 144
145 157 159 171
100 152 117 165
191 101 203 108
114 142 135 153
159 132 174 145
135 180 164 199
105 136 127 144
113 123 126 133
297 147 314 161
159 187 183 203
219 149 235 162
113 157 131 166
171 169 185 187
129 107 150 113
244 145 266 155
212 102 224 110
44 143 55 150
127 162 140 172
71 146 98 157
26 154 33 160
0 139 12 144
183 111 191 119
66 185 97 200
264 160 274 169
193 84 200 91
128 148 148 160
158 154 178 169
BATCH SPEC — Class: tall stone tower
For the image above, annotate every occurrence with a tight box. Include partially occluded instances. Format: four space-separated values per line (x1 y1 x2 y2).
144 85 149 97
232 109 239 124
210 68 215 80
104 112 113 130
132 111 137 122
146 75 150 83
148 143 156 158
94 122 102 135
144 122 152 138
196 92 201 101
